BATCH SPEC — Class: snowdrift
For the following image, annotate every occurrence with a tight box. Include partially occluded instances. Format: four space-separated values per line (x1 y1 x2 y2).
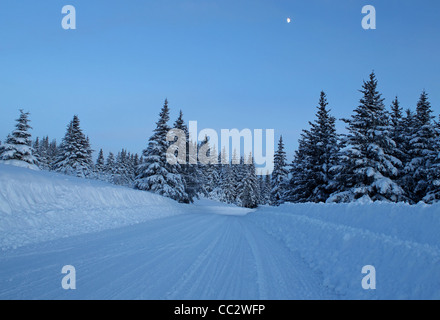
251 203 440 299
0 163 187 250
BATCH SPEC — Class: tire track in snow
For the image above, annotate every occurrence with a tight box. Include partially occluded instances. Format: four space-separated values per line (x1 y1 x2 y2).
0 205 337 299
242 218 336 299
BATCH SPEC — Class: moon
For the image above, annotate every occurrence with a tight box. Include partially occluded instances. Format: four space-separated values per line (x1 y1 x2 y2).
287 17 291 23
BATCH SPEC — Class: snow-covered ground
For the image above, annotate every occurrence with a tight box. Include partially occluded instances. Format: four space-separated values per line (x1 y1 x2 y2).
0 163 188 250
252 203 440 299
0 163 439 299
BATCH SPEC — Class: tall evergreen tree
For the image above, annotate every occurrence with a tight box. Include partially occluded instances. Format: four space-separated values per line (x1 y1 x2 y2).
53 115 93 177
285 92 339 203
47 138 58 170
284 138 308 203
270 136 288 206
399 109 417 200
95 149 105 173
404 91 437 202
36 136 51 170
105 151 116 181
390 97 406 163
203 145 222 201
0 110 38 167
239 154 260 208
172 110 196 203
33 137 41 164
135 99 187 202
221 161 235 204
113 149 132 186
258 172 271 205
329 72 403 202
218 148 231 203
221 150 240 204
234 156 248 206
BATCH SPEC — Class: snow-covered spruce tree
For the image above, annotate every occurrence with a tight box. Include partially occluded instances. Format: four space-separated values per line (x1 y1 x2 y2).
189 140 200 200
284 92 339 203
215 151 225 202
113 149 132 186
221 161 234 203
403 91 438 203
230 150 243 205
53 115 93 178
32 137 41 165
328 72 404 203
257 172 271 205
239 155 260 208
104 151 116 182
389 97 407 175
170 110 197 203
263 173 271 205
135 99 187 202
132 153 140 176
234 156 248 206
47 138 58 170
284 138 308 203
196 136 210 197
204 148 222 201
95 149 105 177
270 136 288 206
399 109 418 201
197 136 220 199
217 148 230 203
128 153 137 183
36 136 52 170
0 109 38 168
221 150 240 204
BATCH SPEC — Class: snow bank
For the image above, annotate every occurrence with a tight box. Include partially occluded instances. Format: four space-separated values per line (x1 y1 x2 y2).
250 203 440 299
0 164 187 250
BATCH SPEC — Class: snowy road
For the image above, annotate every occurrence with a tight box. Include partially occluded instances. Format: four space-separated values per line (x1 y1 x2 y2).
0 205 336 300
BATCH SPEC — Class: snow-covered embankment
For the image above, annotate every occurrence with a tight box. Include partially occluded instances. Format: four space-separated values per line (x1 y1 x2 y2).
0 164 186 250
250 202 440 299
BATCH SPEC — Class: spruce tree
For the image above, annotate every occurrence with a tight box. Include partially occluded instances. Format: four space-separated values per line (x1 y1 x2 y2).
33 137 41 164
218 148 232 203
113 149 131 186
0 110 38 167
37 136 51 170
230 149 241 204
390 97 406 163
329 72 403 202
270 136 288 206
53 115 93 178
258 172 271 205
285 92 339 203
404 91 437 202
235 156 247 206
135 99 187 202
239 155 260 208
105 152 116 182
221 150 240 204
197 136 212 197
95 149 105 173
172 110 196 203
47 138 58 170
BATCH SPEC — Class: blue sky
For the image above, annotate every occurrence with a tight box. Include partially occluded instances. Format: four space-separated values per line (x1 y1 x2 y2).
1 0 439 159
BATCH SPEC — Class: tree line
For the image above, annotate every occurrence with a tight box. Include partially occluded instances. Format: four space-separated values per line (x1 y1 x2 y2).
1 71 439 205
276 72 440 205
